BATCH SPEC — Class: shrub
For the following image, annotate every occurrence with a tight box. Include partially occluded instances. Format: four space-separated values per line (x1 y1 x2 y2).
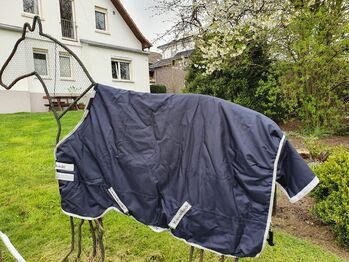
184 42 272 112
255 73 294 123
312 147 349 247
304 136 331 162
150 84 167 94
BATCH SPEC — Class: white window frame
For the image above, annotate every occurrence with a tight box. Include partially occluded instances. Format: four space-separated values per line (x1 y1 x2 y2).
111 58 132 82
22 0 42 18
59 52 74 80
33 48 50 78
61 0 77 41
95 6 109 34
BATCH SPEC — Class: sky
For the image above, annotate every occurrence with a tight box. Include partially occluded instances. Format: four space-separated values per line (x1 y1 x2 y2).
120 0 175 50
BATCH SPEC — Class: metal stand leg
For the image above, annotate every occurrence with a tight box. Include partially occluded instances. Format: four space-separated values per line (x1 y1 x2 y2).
188 246 194 262
199 249 204 262
89 220 97 257
235 258 239 262
76 219 85 260
96 218 105 262
220 255 225 261
61 216 75 262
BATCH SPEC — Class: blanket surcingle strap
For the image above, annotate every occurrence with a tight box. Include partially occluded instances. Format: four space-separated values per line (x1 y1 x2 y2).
55 84 319 258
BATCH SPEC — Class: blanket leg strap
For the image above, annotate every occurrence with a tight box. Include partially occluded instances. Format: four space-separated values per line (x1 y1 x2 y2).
61 216 75 262
76 219 85 260
268 185 277 247
96 218 105 262
89 221 97 257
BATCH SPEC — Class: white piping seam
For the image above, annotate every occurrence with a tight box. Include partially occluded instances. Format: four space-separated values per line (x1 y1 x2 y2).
54 90 96 160
255 134 286 258
107 187 129 214
60 207 239 258
0 231 26 262
277 176 320 203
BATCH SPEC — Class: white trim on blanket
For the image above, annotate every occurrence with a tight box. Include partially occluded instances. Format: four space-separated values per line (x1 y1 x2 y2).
61 206 239 259
0 231 26 262
256 134 286 257
54 90 95 159
276 176 320 203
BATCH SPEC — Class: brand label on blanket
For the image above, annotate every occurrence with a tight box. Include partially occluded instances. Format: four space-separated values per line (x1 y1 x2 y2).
56 172 74 182
108 187 129 214
169 201 192 229
56 162 74 172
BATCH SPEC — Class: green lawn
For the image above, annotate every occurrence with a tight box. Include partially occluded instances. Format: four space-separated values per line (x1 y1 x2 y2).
0 112 347 261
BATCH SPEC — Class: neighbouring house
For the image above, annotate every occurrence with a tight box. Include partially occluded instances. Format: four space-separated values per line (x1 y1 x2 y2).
0 0 151 113
148 51 161 84
152 37 194 93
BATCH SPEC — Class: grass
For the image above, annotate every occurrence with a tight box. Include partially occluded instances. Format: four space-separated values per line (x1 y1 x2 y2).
0 111 347 261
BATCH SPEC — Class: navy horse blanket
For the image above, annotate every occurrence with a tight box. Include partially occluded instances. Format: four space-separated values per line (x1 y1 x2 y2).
55 84 319 258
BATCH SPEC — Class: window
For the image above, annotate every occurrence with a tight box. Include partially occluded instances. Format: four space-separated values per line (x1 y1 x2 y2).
111 60 131 80
33 49 49 76
95 7 107 31
59 53 72 78
23 0 39 14
60 0 76 39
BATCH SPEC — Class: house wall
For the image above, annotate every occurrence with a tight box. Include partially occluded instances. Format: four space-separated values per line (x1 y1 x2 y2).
0 0 150 113
75 0 142 50
82 43 150 92
0 0 142 50
154 65 186 94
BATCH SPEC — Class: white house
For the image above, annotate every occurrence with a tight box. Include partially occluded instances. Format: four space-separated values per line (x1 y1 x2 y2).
0 0 152 113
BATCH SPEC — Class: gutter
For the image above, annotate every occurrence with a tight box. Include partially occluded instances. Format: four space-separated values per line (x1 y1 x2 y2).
0 23 23 32
80 39 149 55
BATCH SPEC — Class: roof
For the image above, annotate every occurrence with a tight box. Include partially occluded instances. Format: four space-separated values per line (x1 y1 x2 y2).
157 36 193 50
151 49 194 69
149 52 162 64
151 58 173 68
110 0 152 49
173 49 194 59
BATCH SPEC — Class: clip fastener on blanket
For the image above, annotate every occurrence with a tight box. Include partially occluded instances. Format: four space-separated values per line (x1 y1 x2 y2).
108 187 129 214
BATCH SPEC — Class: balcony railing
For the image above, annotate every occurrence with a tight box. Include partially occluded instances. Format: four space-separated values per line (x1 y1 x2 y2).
61 19 76 40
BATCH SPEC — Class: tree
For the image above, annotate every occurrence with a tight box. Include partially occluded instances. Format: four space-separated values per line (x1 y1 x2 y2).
184 41 272 111
155 0 349 130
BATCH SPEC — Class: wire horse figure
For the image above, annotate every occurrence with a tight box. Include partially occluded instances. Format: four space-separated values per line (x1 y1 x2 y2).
0 16 102 261
0 16 278 262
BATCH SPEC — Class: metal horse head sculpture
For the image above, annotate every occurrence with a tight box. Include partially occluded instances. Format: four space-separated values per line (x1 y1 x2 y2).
0 16 96 144
0 16 104 261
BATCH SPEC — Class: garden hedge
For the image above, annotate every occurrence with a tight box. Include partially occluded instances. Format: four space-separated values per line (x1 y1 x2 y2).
312 147 349 247
150 84 167 94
